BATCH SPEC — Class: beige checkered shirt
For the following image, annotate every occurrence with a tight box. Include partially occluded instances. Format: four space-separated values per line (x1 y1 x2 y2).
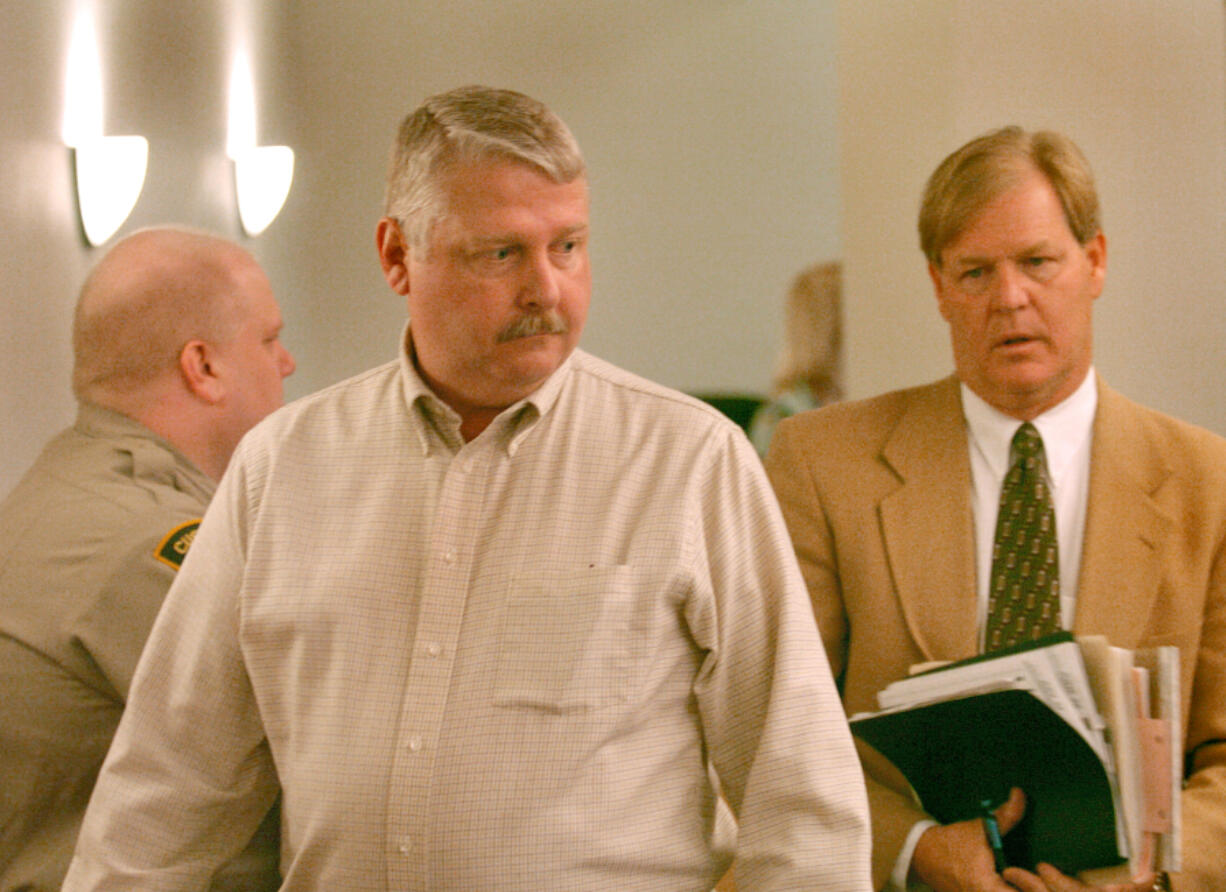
65 338 870 891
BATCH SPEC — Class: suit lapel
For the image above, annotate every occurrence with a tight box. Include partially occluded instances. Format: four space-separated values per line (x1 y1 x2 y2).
1073 382 1173 647
879 378 980 662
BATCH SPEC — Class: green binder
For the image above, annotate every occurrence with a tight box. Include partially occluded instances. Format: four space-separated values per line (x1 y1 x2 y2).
852 685 1124 873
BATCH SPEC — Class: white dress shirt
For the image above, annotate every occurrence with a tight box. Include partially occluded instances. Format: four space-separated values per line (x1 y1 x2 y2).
963 369 1097 646
63 331 871 892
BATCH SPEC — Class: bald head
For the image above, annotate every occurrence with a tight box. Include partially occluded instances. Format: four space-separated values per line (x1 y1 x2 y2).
70 227 295 479
73 228 257 399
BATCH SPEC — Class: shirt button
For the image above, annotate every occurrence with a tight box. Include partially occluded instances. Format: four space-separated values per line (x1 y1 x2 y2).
408 736 423 752
425 642 441 658
442 550 456 564
398 837 412 854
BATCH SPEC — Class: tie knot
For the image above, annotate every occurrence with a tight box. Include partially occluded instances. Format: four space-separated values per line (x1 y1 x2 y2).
1012 422 1043 459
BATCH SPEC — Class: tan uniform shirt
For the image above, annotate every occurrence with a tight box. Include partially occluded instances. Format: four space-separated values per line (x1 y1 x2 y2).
0 404 278 892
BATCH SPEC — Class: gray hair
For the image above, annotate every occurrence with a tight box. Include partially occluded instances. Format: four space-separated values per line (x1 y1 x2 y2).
919 126 1101 265
384 85 586 251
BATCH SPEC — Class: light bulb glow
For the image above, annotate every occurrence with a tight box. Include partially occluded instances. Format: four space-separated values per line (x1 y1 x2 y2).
226 49 257 158
63 2 147 245
63 5 103 145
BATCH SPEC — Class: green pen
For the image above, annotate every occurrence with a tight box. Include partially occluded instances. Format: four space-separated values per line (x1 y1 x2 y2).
980 799 1007 872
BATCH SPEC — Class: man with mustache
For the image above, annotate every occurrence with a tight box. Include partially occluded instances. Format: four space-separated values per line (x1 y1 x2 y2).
63 86 871 892
765 126 1226 892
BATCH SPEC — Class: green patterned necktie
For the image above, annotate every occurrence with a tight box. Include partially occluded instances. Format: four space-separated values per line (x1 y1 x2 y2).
985 422 1060 652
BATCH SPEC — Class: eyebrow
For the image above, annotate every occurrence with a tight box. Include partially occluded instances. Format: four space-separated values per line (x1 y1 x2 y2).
465 223 589 249
949 241 1055 269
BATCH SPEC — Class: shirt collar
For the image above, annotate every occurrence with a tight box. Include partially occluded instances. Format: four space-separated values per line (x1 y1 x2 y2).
397 321 575 456
961 368 1098 486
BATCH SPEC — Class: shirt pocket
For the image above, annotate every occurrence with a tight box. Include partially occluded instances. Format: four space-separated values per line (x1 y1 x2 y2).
492 565 637 712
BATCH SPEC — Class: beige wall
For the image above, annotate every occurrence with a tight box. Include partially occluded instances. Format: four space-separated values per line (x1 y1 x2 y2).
0 0 838 495
0 0 294 494
839 0 1226 434
2 1 1224 496
276 0 840 399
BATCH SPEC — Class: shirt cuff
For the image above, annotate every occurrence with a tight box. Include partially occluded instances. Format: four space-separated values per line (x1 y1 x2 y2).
886 819 938 891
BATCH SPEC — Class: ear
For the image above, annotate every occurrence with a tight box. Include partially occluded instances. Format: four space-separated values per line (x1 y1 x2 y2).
376 217 412 296
928 262 954 322
1084 231 1107 300
179 340 225 405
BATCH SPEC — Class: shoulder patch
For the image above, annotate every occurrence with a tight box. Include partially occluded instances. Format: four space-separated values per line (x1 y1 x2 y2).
154 520 201 570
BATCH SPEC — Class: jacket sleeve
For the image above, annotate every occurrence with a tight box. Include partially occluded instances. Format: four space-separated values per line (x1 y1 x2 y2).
1175 526 1226 892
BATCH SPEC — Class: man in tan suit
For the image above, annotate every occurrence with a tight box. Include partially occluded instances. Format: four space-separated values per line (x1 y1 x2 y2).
766 127 1226 892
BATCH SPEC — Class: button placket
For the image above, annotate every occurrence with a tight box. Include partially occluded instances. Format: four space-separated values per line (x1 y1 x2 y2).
385 442 495 891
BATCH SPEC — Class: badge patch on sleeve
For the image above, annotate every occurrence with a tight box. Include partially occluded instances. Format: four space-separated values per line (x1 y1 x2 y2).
155 520 201 570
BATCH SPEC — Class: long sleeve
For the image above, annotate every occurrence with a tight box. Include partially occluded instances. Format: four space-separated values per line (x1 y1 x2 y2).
1175 528 1226 892
695 430 872 890
763 415 927 889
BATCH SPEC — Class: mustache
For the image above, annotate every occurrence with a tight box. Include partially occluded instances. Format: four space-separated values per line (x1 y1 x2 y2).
495 311 568 343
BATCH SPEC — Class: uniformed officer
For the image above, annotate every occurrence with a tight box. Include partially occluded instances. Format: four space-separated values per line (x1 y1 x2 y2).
0 228 295 892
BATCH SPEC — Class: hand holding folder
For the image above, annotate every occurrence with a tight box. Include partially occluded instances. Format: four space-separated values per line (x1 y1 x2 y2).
849 632 1180 882
907 789 1027 891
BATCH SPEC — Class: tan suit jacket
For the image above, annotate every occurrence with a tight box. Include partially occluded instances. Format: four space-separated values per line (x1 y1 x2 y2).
765 375 1226 892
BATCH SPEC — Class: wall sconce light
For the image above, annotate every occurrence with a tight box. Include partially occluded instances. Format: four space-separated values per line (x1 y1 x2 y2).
63 4 147 247
228 49 293 237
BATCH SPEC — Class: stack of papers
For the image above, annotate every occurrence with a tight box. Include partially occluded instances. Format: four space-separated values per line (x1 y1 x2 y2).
849 632 1179 879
